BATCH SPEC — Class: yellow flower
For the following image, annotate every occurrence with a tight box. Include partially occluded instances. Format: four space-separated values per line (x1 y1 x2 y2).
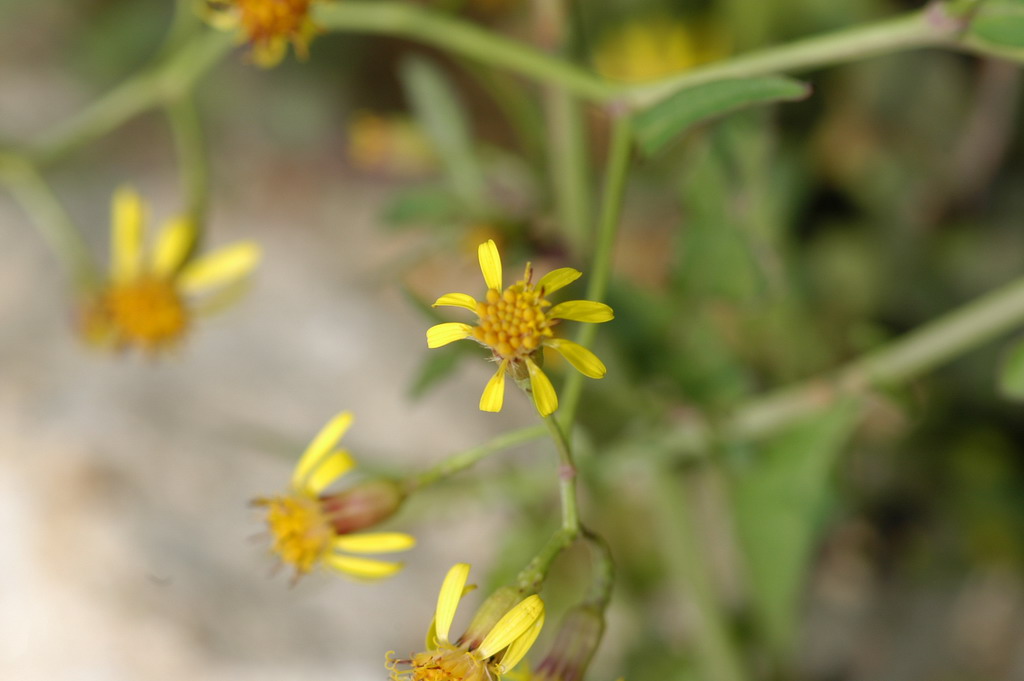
253 411 415 581
80 186 260 354
347 111 436 177
203 0 324 67
592 15 730 83
426 240 613 417
387 563 545 681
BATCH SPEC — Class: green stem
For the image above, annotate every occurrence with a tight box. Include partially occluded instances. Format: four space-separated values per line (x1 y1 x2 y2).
623 4 966 108
403 425 546 492
544 415 579 532
28 30 233 166
516 526 576 592
314 2 613 100
653 271 1024 458
545 89 591 261
655 469 747 681
0 155 98 290
581 530 615 609
166 96 210 228
559 115 632 427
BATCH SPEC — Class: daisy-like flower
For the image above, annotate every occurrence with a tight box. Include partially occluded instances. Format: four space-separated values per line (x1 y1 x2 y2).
253 411 415 581
387 563 545 681
79 186 260 354
426 240 614 416
203 0 324 67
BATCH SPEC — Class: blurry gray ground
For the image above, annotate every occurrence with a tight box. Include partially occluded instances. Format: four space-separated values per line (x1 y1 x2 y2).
0 32 542 681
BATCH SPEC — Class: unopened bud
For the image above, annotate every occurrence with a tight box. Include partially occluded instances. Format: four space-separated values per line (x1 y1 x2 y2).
459 585 523 650
532 605 605 681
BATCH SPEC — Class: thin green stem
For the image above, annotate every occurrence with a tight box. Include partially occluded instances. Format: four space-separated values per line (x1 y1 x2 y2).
544 415 579 532
166 96 210 228
559 115 632 427
648 271 1024 459
655 469 747 681
545 90 591 261
516 526 576 593
0 155 98 290
403 425 546 493
581 530 614 609
27 30 233 166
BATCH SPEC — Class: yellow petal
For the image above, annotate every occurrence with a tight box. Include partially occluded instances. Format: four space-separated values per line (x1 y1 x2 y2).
332 532 416 554
526 359 558 416
424 583 477 649
477 595 545 659
324 554 403 580
292 411 354 489
548 300 614 323
546 338 607 379
479 361 508 412
536 267 581 295
435 563 471 644
151 217 196 277
433 292 479 313
478 239 502 291
300 450 355 496
252 38 288 68
427 322 473 348
111 186 146 282
178 241 261 294
500 610 545 672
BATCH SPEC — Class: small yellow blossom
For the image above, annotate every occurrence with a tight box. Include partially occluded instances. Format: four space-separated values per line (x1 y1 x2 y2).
387 563 545 681
203 0 324 67
79 186 260 354
254 411 415 581
348 111 436 177
592 15 730 83
426 240 613 416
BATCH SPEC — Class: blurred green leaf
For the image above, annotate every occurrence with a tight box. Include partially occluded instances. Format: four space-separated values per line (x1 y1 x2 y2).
998 337 1024 400
382 185 463 228
409 348 463 398
399 56 488 214
970 0 1024 49
729 400 861 656
634 77 811 156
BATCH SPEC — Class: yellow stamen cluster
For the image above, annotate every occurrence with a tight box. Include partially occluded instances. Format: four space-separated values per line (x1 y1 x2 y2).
254 494 334 575
103 278 189 350
234 0 314 48
390 647 495 681
471 266 552 361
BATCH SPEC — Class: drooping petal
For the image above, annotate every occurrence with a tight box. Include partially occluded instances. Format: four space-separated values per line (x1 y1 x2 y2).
424 583 478 649
151 217 196 277
479 360 508 412
292 411 354 490
548 300 614 323
526 359 558 416
500 610 545 672
324 554 403 580
477 594 545 659
536 267 581 295
435 563 471 644
433 292 479 313
331 532 416 554
300 450 356 496
478 239 502 291
427 322 473 348
546 338 607 379
111 186 146 282
178 241 261 294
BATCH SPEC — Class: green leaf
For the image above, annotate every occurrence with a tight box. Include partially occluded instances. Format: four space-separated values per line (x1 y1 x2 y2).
970 1 1024 49
382 185 463 228
634 77 811 157
399 56 488 214
998 337 1024 400
410 348 464 398
729 401 861 656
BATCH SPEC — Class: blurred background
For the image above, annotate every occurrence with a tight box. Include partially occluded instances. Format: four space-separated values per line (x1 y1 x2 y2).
2 0 1024 680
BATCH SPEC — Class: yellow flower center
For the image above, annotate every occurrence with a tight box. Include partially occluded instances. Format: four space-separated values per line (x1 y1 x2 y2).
255 494 334 575
390 646 495 681
234 0 313 45
103 278 189 351
471 265 553 361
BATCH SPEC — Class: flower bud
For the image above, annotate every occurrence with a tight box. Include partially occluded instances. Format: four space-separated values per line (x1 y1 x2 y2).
459 585 523 650
319 478 405 534
532 605 605 681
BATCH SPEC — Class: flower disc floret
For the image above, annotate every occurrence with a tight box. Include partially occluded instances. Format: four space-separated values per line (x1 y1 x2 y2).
427 240 614 416
203 0 323 67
